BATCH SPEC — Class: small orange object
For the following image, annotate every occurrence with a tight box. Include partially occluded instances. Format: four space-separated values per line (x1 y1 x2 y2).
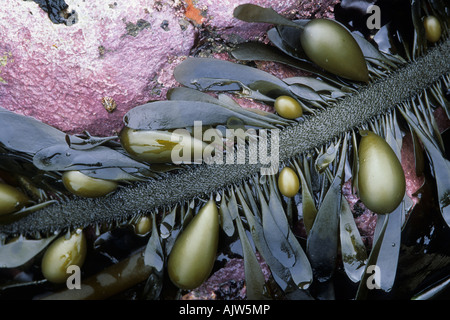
184 0 205 25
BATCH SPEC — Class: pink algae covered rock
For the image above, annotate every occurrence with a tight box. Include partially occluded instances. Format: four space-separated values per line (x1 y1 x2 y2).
0 0 338 137
181 255 271 300
0 0 196 136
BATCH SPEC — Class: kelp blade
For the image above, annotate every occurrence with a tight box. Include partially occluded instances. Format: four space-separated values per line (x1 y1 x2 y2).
233 4 301 28
173 57 290 95
123 100 278 130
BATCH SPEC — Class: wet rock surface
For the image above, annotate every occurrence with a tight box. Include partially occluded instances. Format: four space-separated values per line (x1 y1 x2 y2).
1 0 195 136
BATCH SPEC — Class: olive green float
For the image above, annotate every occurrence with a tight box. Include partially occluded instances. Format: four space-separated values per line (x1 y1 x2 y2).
357 131 406 214
41 230 87 284
300 19 369 82
167 199 219 289
0 183 29 216
120 127 208 164
134 216 152 235
274 96 303 119
62 171 118 198
423 16 442 43
278 167 300 198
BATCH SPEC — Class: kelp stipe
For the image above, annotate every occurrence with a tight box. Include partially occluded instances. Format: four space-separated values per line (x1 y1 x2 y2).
0 0 449 300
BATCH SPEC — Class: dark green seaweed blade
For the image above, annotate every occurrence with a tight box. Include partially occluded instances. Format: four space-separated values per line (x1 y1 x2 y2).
79 167 148 182
373 205 403 291
411 0 427 59
33 144 148 172
123 100 278 130
0 234 57 268
167 86 290 126
267 175 312 288
339 194 367 283
267 24 309 61
219 191 235 237
66 134 119 151
231 39 311 70
0 108 82 154
351 32 400 69
412 277 450 300
0 201 57 226
233 4 301 29
144 213 164 272
234 208 268 300
259 186 295 268
306 137 347 284
167 87 225 105
231 41 342 88
235 187 292 291
173 57 290 96
283 76 343 95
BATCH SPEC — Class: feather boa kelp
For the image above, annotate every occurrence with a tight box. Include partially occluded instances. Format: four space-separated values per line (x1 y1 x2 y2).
0 0 449 300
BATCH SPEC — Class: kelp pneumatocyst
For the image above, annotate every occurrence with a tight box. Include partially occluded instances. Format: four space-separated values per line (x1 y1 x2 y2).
423 15 442 43
357 131 406 214
41 230 87 284
134 216 152 236
274 95 303 119
62 170 118 198
120 126 207 164
0 183 30 216
167 199 219 290
278 166 300 198
300 19 369 83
